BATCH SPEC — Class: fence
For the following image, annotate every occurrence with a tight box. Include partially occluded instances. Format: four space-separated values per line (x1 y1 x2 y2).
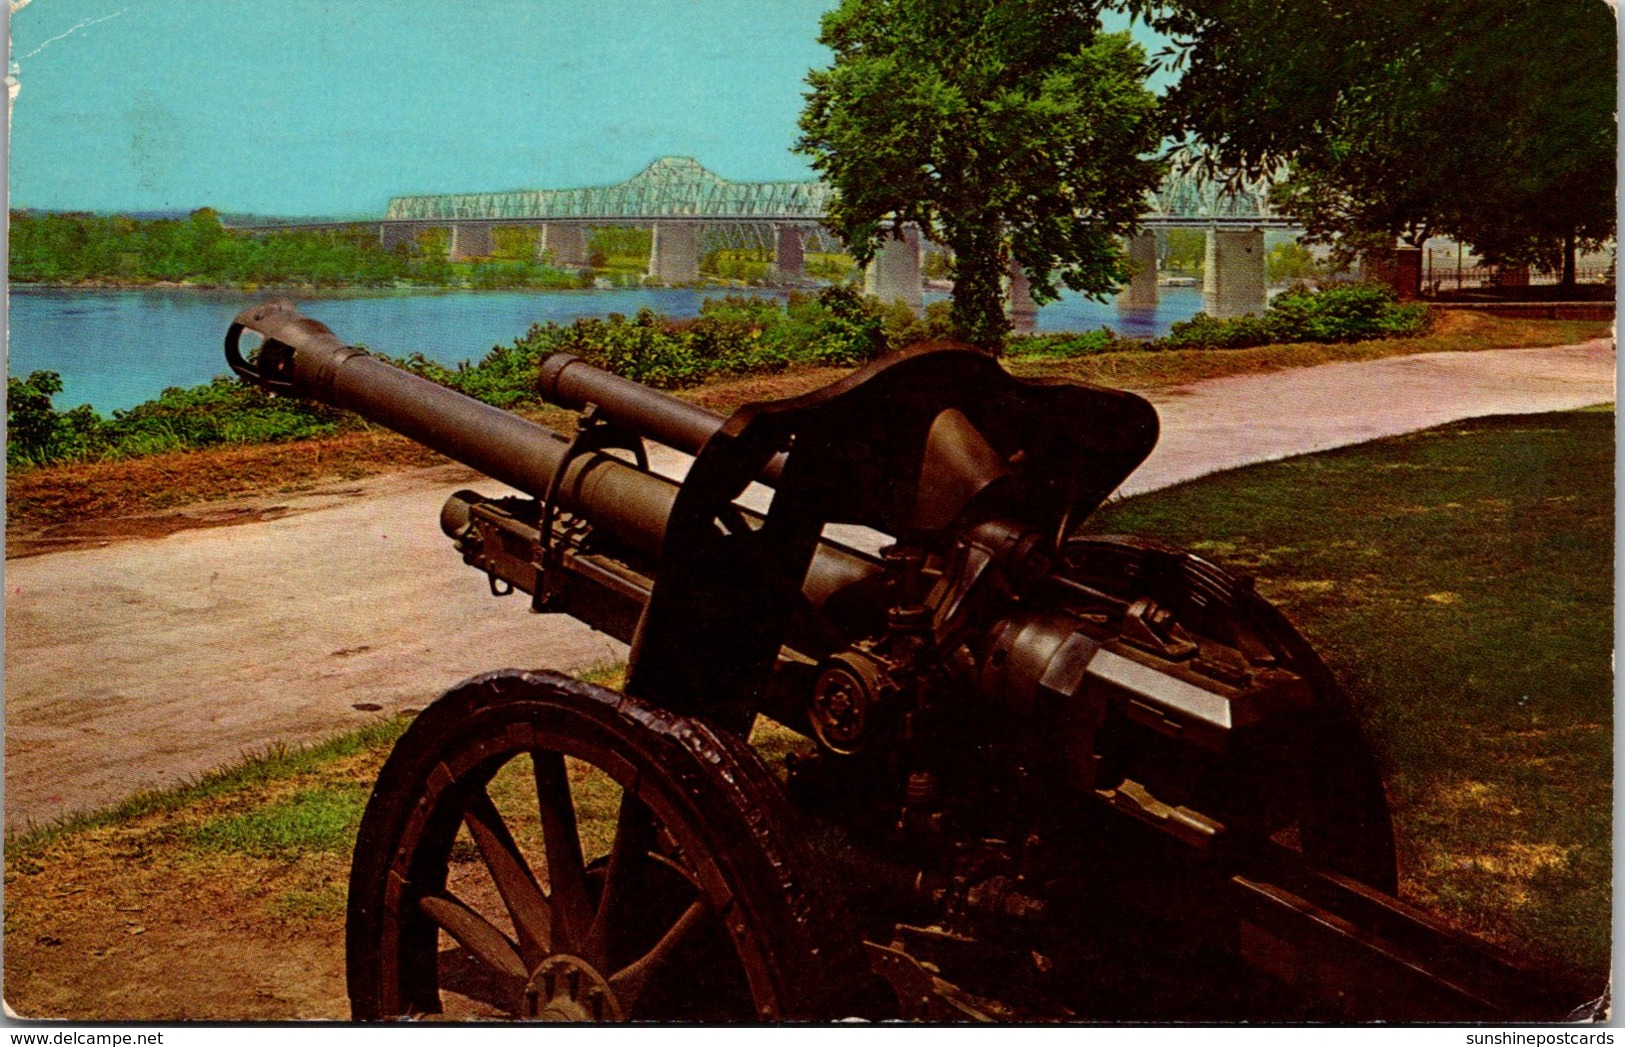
1423 252 1615 295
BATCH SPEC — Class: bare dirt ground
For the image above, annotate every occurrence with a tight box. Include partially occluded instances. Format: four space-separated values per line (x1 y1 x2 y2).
1 338 1613 1022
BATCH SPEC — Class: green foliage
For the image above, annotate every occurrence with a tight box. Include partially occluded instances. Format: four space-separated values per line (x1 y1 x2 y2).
515 285 896 389
1160 282 1430 350
1163 229 1206 275
6 372 358 469
589 227 653 271
489 226 540 260
8 210 588 289
920 250 954 281
7 371 121 467
7 371 70 466
105 378 352 454
1142 0 1615 274
798 2 1165 349
1004 283 1428 358
4 283 1435 471
464 260 590 290
1266 241 1328 284
386 286 897 400
877 298 956 349
805 252 859 284
703 248 774 284
1005 328 1127 359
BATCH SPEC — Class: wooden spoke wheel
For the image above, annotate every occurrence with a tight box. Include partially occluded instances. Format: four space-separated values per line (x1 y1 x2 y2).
1060 535 1399 893
346 670 860 1022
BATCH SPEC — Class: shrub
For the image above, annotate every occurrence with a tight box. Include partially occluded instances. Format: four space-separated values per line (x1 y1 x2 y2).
1006 328 1131 359
1160 311 1278 351
106 378 350 450
7 371 72 466
5 372 352 469
1158 282 1430 351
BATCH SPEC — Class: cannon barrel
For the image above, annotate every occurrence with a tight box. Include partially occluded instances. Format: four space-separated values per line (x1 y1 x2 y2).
539 352 728 460
225 301 877 606
538 352 787 483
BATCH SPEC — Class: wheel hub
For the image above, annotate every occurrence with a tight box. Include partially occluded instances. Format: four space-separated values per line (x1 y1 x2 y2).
525 954 624 1022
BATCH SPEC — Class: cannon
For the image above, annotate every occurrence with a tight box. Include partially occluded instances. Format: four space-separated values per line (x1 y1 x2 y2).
226 300 1581 1022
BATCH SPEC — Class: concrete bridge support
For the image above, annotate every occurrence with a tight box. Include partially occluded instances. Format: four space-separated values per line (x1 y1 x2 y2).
449 222 495 262
1203 228 1267 318
1006 263 1038 334
865 224 923 311
773 225 807 284
648 222 701 285
538 223 590 268
380 223 415 253
1117 231 1159 308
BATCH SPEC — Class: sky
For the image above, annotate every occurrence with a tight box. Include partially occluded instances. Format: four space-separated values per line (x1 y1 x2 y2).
7 0 1160 218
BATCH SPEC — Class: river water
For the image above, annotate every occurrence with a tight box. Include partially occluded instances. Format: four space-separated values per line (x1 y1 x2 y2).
7 285 1207 413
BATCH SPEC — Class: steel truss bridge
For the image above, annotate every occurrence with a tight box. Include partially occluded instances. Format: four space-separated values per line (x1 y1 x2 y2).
239 155 1295 255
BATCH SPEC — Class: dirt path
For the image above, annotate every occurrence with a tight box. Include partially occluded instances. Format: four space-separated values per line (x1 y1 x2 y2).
5 339 1613 831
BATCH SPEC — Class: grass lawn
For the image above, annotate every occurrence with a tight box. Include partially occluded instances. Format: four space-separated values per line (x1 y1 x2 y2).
1090 407 1613 984
3 410 1611 1017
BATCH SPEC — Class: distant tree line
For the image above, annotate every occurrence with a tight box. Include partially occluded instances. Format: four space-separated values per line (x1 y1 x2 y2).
8 209 587 289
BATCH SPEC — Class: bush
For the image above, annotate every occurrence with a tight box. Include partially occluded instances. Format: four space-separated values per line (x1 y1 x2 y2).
527 286 896 389
1006 328 1130 359
1159 311 1278 351
5 372 353 469
1159 282 1430 351
7 371 71 466
106 378 351 452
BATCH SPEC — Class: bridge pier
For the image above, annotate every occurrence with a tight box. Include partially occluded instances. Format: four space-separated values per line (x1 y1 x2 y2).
773 225 807 284
1117 231 1159 308
449 222 495 262
648 222 701 285
538 223 589 268
1203 227 1267 318
864 224 923 311
380 224 415 253
1006 262 1038 334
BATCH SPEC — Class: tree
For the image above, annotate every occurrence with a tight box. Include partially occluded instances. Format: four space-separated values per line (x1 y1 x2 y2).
1136 0 1615 284
797 0 1165 349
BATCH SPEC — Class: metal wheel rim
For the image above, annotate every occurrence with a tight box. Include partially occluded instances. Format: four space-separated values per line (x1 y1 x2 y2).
375 708 778 1021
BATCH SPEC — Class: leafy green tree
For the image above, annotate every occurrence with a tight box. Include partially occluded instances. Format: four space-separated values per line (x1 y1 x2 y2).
1266 241 1328 284
797 1 1165 349
1138 0 1615 284
1163 229 1205 275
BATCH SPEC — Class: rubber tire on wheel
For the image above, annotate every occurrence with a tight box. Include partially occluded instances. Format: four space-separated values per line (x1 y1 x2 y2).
346 669 863 1021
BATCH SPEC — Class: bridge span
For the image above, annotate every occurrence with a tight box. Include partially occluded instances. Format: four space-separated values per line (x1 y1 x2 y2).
239 156 1297 320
